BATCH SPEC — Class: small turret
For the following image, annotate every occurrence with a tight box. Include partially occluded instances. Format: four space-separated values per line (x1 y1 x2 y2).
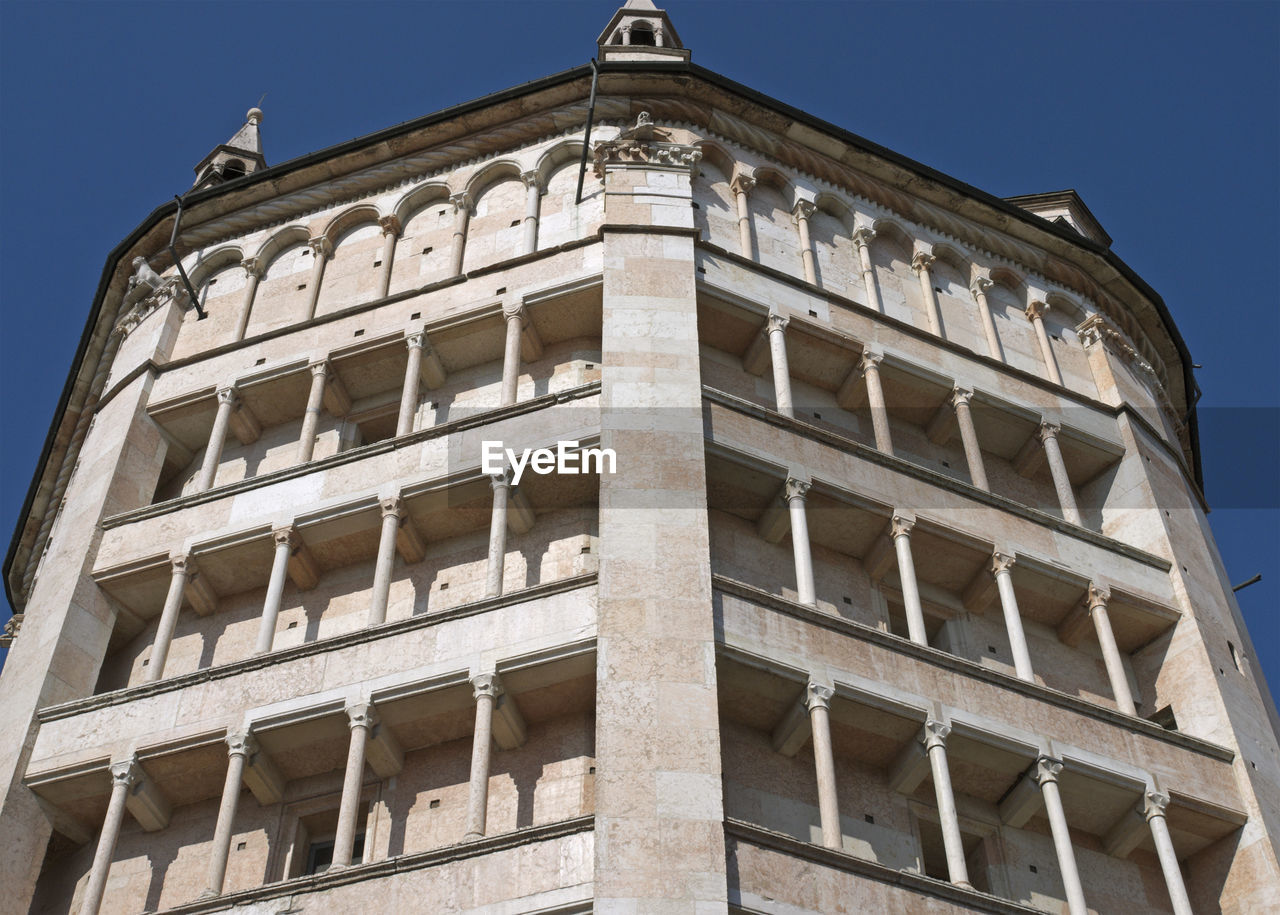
597 0 688 62
192 107 267 190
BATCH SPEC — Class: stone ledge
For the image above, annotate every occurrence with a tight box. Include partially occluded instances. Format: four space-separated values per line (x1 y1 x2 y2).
101 381 602 530
712 575 1234 763
159 815 596 914
702 385 1173 572
724 818 1041 915
36 573 598 723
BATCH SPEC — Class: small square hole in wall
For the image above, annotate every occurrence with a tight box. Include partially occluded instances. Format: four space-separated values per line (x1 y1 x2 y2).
411 312 421 320
142 659 149 667
696 266 707 274
422 246 433 255
808 309 818 317
842 596 852 605
373 259 382 267
1029 865 1038 874
585 363 595 369
255 358 267 366
589 766 596 774
287 621 298 629
864 814 875 824
429 799 440 809
813 412 822 420
581 545 592 554
988 645 998 653
510 219 521 227
934 286 943 294
496 287 506 294
297 283 307 291
941 460 950 468
236 841 247 851
354 329 365 337
692 202 700 209
440 582 449 590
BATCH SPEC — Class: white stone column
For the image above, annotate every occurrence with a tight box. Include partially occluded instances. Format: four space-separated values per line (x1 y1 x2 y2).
520 171 543 255
992 552 1035 682
368 497 403 626
923 719 970 887
970 277 1003 360
1038 422 1082 526
203 732 253 896
1034 757 1087 915
449 192 473 276
255 528 294 654
793 200 817 285
806 682 841 849
730 174 755 259
1025 301 1064 385
500 306 525 407
332 704 374 869
860 352 893 455
197 387 239 492
485 471 512 599
80 760 138 915
912 252 943 335
465 674 500 839
951 387 989 491
852 227 882 313
1088 586 1137 716
396 333 425 437
297 360 330 463
148 553 193 682
376 216 401 299
233 257 263 341
305 237 331 319
1144 789 1193 915
766 313 794 418
891 514 927 646
785 478 815 606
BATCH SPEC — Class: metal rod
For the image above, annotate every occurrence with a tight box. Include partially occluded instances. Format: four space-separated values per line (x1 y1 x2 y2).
575 59 600 206
169 195 207 320
1232 574 1262 592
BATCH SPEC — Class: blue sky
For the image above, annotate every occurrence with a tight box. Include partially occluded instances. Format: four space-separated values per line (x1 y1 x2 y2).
1 1 1276 702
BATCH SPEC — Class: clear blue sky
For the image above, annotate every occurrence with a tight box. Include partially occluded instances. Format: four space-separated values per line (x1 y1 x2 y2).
1 2 1276 703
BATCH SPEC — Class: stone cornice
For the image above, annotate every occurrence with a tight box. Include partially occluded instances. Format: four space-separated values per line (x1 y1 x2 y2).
712 576 1233 763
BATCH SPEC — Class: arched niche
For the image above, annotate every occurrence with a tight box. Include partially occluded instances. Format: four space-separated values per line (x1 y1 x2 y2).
390 185 453 294
315 207 383 317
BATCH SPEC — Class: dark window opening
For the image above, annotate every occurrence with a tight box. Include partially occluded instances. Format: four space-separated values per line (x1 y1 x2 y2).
630 23 656 45
221 159 247 181
304 833 364 875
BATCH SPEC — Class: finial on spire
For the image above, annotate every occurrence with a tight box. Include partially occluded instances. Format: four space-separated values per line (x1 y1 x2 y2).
191 106 268 190
597 1 688 61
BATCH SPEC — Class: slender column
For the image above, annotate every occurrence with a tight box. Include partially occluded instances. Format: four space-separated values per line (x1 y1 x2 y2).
1035 757 1087 915
793 200 817 284
860 352 893 455
620 24 631 44
368 497 402 626
500 306 524 406
520 171 543 255
203 732 254 896
970 277 1002 360
912 252 942 335
485 471 512 598
891 515 927 646
148 553 193 681
1144 790 1193 915
1038 422 1082 525
196 387 238 492
730 174 755 258
766 313 794 417
923 720 970 887
80 760 139 915
1026 301 1064 385
950 388 989 491
396 333 425 437
465 674 500 838
305 237 331 319
332 704 374 869
785 478 815 606
852 227 882 313
376 216 401 299
992 552 1035 681
255 528 294 654
449 192 473 276
233 257 264 341
806 683 841 849
297 360 329 463
1088 586 1137 715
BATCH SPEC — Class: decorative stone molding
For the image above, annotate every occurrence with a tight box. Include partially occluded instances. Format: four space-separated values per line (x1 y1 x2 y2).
729 174 756 196
804 681 834 711
519 170 544 192
1142 788 1171 821
113 273 191 340
308 236 333 260
471 673 503 700
0 612 23 648
1025 300 1049 321
991 551 1016 576
592 112 702 177
225 730 258 759
378 214 402 238
922 717 950 750
858 350 884 373
379 496 405 520
109 758 141 790
791 200 816 221
345 701 378 731
890 513 915 540
1087 583 1111 612
911 252 936 273
449 192 475 215
1033 755 1064 786
950 386 973 409
766 312 789 334
783 477 810 503
852 227 876 247
1036 421 1061 444
240 256 265 279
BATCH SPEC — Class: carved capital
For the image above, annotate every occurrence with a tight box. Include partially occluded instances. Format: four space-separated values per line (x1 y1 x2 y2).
1142 788 1171 821
991 551 1016 576
1025 300 1049 321
520 170 543 193
216 386 240 408
272 526 299 549
490 468 513 490
1087 584 1111 612
226 730 258 759
308 359 331 380
729 174 756 196
970 276 994 296
950 386 973 409
170 552 197 576
450 192 474 215
1036 421 1061 443
911 252 936 273
503 302 527 324
378 215 402 238
241 256 265 279
379 496 405 520
109 759 140 790
792 200 816 221
805 682 834 711
784 477 810 503
859 351 884 374
405 331 427 351
308 237 333 260
346 702 378 731
766 312 789 334
922 718 950 751
852 226 876 247
1033 755 1064 786
890 513 915 540
471 673 503 701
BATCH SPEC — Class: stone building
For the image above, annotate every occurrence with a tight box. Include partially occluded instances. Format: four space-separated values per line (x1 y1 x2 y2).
2 2 1277 912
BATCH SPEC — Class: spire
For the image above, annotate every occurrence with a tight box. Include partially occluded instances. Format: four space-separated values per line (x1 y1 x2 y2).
192 107 268 189
597 1 688 61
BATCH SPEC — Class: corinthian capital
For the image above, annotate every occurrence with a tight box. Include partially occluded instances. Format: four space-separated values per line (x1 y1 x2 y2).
1036 421 1061 443
379 496 405 519
471 673 504 701
766 312 789 334
1025 300 1049 321
1033 755 1064 786
379 215 402 238
1087 583 1111 612
922 717 950 751
226 730 259 759
520 170 544 192
970 276 993 296
991 551 1016 576
792 200 816 221
1142 788 1171 821
346 702 378 731
784 477 811 503
852 226 876 247
911 252 935 273
109 759 141 790
805 681 834 711
729 174 755 196
308 237 333 260
890 513 915 539
450 192 475 215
